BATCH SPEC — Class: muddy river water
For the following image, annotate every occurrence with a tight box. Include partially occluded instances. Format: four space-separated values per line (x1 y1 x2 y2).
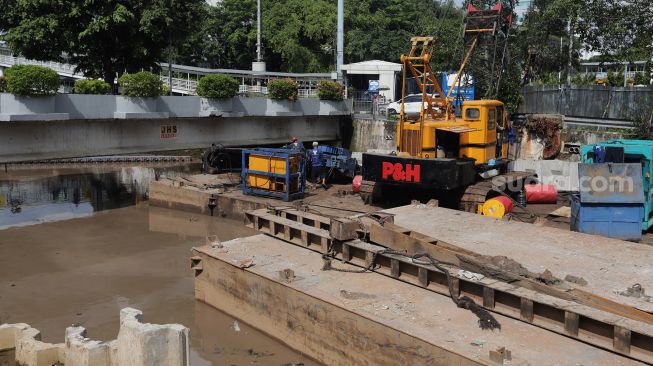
0 164 318 366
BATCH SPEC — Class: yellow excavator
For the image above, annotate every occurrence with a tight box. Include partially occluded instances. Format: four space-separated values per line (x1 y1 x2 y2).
361 2 532 212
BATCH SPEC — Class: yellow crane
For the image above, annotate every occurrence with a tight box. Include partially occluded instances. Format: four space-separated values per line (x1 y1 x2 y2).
361 2 532 213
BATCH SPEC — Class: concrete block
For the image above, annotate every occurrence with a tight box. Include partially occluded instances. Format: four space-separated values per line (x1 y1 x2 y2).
510 159 579 191
14 326 62 366
0 323 30 350
1 308 189 366
117 307 190 366
65 326 112 366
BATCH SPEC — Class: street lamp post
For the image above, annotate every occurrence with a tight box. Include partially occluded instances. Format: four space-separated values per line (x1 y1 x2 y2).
168 0 173 95
336 0 344 81
252 0 266 73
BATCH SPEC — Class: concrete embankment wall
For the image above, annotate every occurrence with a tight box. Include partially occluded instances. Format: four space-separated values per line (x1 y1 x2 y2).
0 94 351 162
349 117 397 153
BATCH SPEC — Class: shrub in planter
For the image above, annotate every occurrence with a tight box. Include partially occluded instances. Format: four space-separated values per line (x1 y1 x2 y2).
74 79 110 94
317 80 344 101
196 74 239 99
4 65 60 96
0 76 6 92
118 71 165 97
268 78 298 101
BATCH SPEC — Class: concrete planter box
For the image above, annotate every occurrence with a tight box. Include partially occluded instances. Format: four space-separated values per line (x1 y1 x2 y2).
266 99 301 116
0 93 55 114
199 98 235 117
158 96 201 118
0 93 68 121
317 100 349 116
114 96 168 119
55 94 117 119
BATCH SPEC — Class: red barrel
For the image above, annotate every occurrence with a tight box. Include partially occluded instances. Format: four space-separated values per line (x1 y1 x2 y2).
525 184 558 203
352 175 363 193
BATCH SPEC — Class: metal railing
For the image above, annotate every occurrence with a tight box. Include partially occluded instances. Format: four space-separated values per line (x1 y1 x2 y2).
0 53 83 79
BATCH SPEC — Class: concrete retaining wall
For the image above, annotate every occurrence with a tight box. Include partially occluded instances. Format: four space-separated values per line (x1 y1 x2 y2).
349 118 397 153
0 307 189 366
0 93 352 120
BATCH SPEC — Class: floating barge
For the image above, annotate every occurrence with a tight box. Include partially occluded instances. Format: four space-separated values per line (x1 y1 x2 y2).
192 234 645 365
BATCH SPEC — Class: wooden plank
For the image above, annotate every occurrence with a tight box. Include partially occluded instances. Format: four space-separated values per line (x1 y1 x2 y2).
329 217 360 241
284 225 291 241
342 242 351 262
564 311 579 336
483 287 495 309
614 326 631 354
391 259 400 278
418 267 429 287
521 298 534 323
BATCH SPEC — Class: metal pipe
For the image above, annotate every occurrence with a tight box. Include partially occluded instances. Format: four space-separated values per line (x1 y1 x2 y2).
336 0 344 81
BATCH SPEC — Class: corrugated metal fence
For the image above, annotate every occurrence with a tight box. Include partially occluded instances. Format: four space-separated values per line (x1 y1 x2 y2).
519 85 653 120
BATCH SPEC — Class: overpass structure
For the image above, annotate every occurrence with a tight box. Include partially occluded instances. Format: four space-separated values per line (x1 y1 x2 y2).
0 45 334 96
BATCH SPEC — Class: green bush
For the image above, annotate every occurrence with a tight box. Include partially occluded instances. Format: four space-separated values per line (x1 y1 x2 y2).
607 70 624 87
0 76 6 92
268 78 298 101
74 79 110 94
118 71 165 97
634 73 650 86
4 65 60 96
196 74 239 99
572 74 595 86
317 80 344 101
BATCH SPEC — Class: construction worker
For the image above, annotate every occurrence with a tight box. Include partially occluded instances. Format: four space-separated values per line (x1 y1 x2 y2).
284 136 304 151
309 141 326 188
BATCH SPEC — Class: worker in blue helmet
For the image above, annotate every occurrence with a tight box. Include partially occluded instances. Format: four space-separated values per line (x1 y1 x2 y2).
309 141 326 188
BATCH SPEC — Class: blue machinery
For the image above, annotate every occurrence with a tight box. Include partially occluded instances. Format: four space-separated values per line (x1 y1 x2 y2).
577 140 653 240
317 145 358 178
241 148 306 201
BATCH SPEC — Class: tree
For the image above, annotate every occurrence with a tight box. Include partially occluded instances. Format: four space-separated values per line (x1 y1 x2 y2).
263 0 337 72
176 0 465 74
0 0 205 88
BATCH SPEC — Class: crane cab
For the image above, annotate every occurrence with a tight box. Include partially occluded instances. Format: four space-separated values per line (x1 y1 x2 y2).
458 100 508 164
397 99 509 166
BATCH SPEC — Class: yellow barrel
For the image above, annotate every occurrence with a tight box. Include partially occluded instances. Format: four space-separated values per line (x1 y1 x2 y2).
482 196 513 218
